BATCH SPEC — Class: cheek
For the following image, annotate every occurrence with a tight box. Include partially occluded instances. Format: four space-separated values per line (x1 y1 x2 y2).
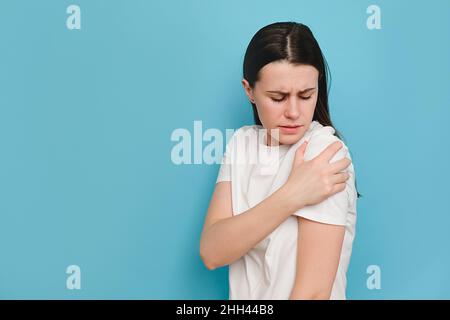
304 96 318 114
256 99 283 120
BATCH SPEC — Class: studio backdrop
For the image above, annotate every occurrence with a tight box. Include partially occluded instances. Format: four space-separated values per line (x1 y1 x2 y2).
1 0 449 299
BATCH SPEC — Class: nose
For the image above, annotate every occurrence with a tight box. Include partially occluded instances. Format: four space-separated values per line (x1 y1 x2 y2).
284 96 300 119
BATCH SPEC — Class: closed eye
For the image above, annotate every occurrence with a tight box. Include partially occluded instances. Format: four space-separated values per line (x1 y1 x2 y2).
271 97 285 102
271 96 312 103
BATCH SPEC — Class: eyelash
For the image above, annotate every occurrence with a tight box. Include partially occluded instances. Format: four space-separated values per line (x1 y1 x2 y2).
271 96 312 103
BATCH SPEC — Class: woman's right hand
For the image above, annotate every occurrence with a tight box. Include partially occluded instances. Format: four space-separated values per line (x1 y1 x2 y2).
283 140 352 211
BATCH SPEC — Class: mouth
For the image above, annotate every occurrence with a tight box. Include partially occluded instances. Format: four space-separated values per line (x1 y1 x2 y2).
278 125 302 134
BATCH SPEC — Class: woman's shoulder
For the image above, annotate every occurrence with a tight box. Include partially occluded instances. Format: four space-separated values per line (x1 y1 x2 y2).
306 121 357 203
303 121 352 162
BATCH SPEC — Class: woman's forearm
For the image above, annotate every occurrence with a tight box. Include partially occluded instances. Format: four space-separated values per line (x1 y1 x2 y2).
289 287 331 300
200 184 301 270
289 292 331 300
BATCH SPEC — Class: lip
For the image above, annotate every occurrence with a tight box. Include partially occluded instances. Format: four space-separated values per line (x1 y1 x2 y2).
278 125 302 134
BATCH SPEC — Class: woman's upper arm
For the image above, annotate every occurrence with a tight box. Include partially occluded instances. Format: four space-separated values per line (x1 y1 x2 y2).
290 217 345 299
202 181 233 232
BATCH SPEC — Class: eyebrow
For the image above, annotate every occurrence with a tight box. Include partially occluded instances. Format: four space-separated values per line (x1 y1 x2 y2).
266 87 317 95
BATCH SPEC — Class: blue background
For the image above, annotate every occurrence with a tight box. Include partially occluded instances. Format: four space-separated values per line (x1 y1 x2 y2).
1 0 449 299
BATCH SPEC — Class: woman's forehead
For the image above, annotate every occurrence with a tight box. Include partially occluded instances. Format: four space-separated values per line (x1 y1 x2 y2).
258 61 318 91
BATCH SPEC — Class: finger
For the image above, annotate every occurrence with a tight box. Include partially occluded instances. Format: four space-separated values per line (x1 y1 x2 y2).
316 141 344 163
328 157 352 174
330 172 350 185
294 140 308 163
331 182 347 195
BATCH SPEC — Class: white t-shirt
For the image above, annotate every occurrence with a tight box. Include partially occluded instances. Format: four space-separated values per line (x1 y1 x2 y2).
215 120 357 300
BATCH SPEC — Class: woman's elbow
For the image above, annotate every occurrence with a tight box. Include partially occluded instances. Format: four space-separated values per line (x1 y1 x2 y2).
200 253 217 271
199 241 218 270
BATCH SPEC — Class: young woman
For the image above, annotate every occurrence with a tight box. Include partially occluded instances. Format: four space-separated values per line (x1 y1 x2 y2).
200 22 360 300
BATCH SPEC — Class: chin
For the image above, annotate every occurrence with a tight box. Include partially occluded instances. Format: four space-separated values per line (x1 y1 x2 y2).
280 134 302 145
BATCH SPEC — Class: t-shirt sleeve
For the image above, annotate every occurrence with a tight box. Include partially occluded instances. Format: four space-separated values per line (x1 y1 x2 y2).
216 154 231 183
293 135 352 226
215 130 235 184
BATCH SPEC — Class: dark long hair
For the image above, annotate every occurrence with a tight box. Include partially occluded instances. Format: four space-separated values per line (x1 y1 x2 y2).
243 22 362 198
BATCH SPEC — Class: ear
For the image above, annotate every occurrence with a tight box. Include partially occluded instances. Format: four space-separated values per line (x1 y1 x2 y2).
241 79 255 104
